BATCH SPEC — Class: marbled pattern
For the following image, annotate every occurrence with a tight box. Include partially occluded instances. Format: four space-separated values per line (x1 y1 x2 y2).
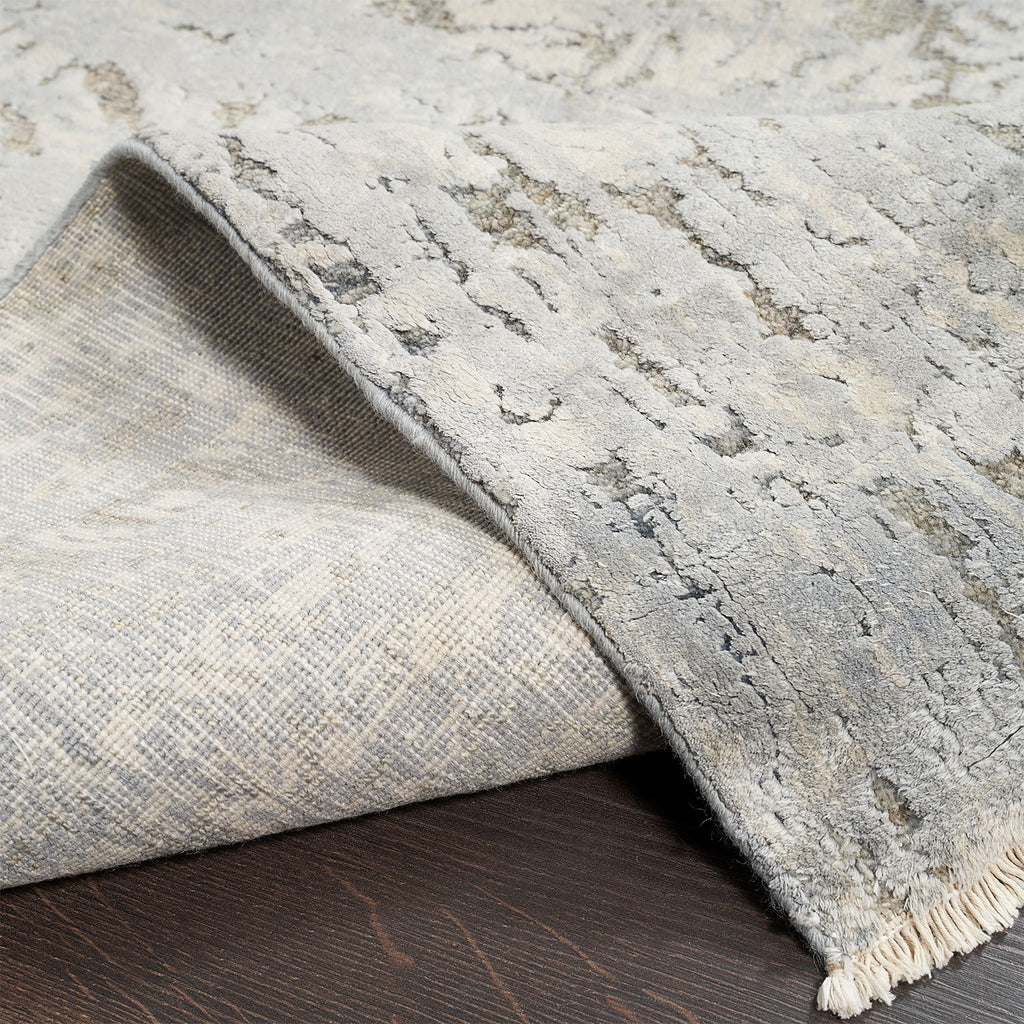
142 105 1024 975
1 1 1023 1016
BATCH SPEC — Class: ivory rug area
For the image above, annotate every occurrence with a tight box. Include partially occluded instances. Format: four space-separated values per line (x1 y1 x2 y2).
1 2 1023 1018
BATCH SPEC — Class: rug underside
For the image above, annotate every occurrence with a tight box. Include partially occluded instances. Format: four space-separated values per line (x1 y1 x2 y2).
2 2 1024 1018
0 159 659 883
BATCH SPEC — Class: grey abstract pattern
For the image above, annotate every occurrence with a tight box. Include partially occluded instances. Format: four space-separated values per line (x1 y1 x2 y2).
4 0 1024 278
2 1 1024 1018
141 108 1024 1016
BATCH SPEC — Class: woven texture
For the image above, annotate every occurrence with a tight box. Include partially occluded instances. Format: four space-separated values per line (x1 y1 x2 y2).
0 162 658 885
2 2 1023 1017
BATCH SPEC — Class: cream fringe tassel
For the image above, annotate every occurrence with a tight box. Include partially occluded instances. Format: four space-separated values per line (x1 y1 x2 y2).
817 844 1024 1018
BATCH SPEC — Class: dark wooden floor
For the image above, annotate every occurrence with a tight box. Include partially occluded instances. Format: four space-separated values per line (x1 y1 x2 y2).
4 751 1022 1024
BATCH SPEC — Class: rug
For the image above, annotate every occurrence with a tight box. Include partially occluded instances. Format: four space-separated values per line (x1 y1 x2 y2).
1 2 1023 1018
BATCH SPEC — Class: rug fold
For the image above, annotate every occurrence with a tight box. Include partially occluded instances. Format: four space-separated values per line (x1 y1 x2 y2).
2 3 1024 1018
0 151 660 887
135 112 1024 1014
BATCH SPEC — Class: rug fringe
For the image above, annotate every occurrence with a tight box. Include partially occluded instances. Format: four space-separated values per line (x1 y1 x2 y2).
817 844 1024 1018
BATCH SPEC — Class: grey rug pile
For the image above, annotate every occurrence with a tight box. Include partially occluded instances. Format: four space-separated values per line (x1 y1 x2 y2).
2 2 1023 1018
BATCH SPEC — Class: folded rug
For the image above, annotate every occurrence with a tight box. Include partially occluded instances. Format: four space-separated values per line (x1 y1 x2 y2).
2 2 1023 1018
0 154 660 882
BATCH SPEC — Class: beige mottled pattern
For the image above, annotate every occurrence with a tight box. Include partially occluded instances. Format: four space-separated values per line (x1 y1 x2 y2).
1 1 1023 1016
4 0 1024 279
0 161 658 888
141 106 1024 990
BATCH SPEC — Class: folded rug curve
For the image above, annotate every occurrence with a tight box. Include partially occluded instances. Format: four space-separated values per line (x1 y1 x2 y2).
0 153 662 887
141 110 1024 1016
2 107 1024 1018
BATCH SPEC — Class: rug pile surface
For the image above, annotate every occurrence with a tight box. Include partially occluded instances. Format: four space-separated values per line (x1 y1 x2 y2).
2 2 1023 1017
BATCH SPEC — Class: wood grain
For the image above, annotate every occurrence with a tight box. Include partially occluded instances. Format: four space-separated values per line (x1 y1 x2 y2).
3 752 1022 1023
